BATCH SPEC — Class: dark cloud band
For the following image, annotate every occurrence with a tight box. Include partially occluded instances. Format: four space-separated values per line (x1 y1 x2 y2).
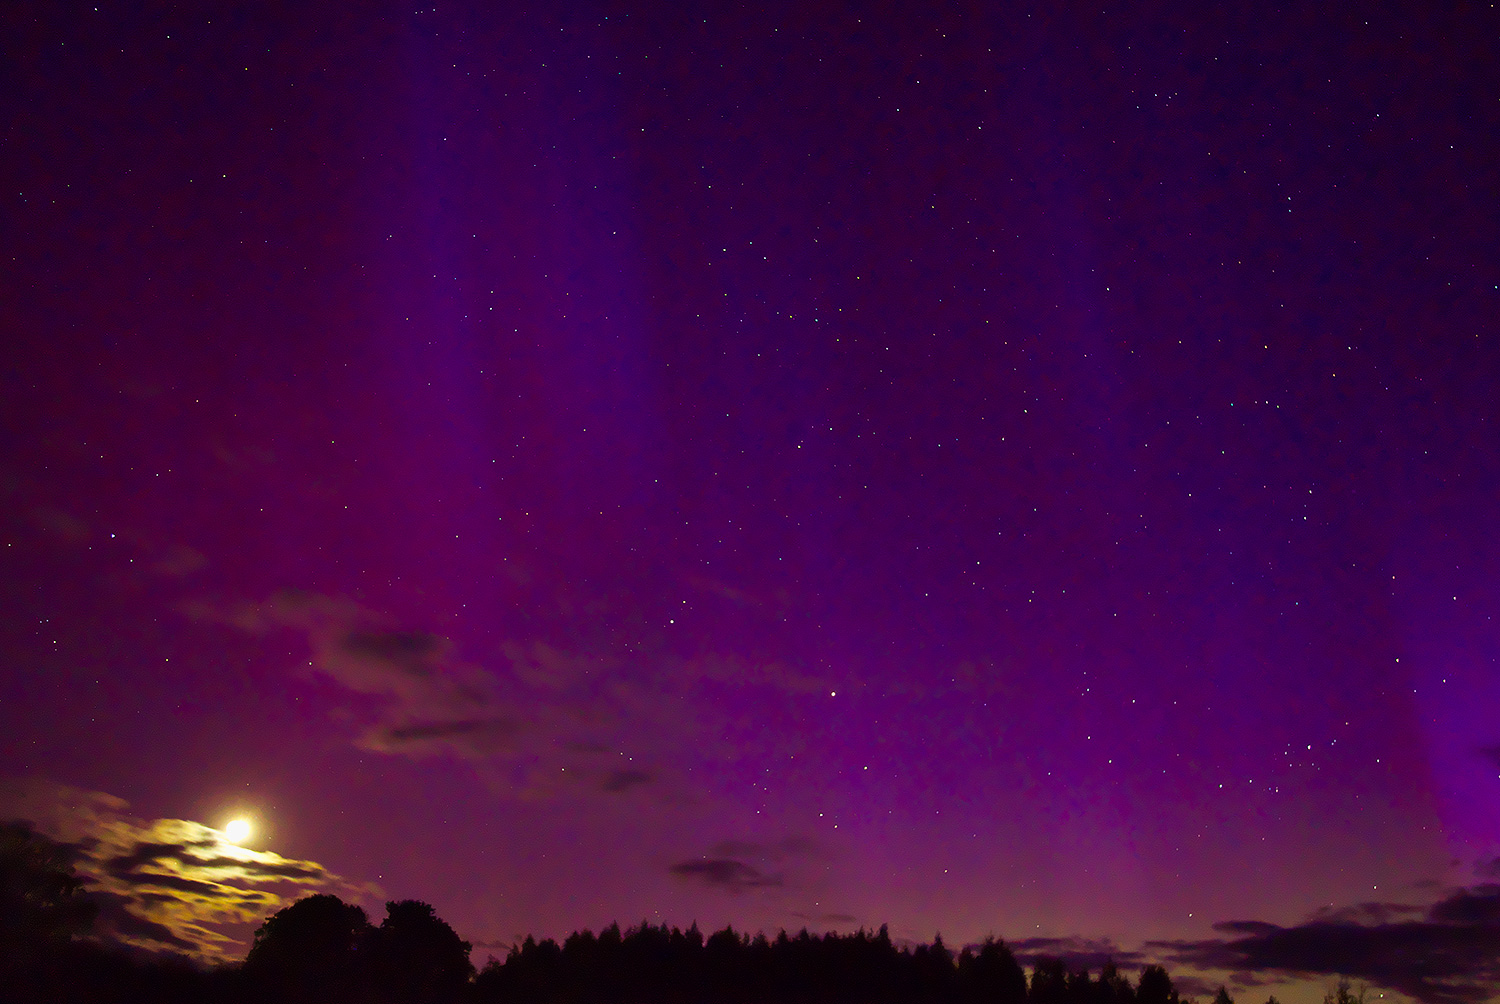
1153 886 1500 1004
670 858 783 891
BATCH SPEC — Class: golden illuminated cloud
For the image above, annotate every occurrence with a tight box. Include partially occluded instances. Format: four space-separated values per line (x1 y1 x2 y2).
0 777 378 961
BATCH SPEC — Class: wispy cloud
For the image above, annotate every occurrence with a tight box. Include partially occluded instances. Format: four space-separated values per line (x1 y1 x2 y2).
789 910 859 926
601 769 654 793
1007 935 1146 971
669 835 828 895
190 591 642 794
187 589 891 801
0 778 373 962
195 589 861 800
669 858 783 892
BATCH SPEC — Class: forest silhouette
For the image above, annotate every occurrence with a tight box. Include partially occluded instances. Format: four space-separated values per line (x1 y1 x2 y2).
2 819 1278 1004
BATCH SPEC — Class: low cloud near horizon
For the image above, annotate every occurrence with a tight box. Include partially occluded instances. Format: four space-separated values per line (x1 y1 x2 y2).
6 775 1494 1004
1006 935 1148 973
1153 885 1500 1004
0 777 374 961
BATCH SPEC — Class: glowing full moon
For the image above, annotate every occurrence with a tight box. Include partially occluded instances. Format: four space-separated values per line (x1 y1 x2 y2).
224 818 252 844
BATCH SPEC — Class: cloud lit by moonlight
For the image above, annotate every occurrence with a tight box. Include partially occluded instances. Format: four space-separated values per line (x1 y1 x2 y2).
0 778 374 960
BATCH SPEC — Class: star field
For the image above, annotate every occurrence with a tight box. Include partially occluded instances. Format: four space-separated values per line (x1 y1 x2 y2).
2 4 1498 1002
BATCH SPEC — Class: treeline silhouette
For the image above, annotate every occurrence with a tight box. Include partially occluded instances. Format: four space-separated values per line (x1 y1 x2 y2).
476 920 1181 1004
3 819 1231 1004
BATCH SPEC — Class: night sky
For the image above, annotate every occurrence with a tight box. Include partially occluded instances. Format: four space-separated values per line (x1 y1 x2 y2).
3 4 1498 1001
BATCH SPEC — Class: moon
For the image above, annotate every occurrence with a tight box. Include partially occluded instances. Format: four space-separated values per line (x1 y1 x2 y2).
224 818 252 844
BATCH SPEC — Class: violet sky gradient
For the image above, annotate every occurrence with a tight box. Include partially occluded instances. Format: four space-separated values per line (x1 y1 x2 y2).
2 3 1498 999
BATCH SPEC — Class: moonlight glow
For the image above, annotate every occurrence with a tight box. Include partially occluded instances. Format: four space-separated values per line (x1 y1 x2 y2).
224 818 252 844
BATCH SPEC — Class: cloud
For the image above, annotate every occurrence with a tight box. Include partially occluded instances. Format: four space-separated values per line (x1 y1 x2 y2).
224 594 490 714
368 717 524 755
0 777 374 962
30 505 91 543
187 856 329 882
501 639 606 693
91 890 199 952
669 835 828 895
1151 886 1500 1004
105 838 219 872
25 504 207 578
342 629 447 674
1171 975 1225 999
153 543 207 577
1306 901 1427 926
601 769 653 793
669 858 783 891
192 591 678 797
1007 936 1146 971
201 589 875 802
790 910 858 926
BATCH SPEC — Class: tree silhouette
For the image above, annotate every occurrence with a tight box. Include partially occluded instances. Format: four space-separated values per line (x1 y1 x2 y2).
909 932 956 1002
1098 960 1136 1004
244 893 372 1002
958 937 1028 1004
0 820 100 1004
371 899 475 1004
0 870 1223 1004
1323 980 1366 1004
0 820 97 954
1030 957 1071 1004
1069 965 1098 1004
1136 965 1180 1004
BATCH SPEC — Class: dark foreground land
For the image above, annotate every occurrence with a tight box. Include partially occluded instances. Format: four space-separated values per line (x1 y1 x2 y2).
4 821 1231 1004
6 892 1213 1004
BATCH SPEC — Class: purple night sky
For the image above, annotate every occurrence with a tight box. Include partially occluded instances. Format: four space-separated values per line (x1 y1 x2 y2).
3 4 1498 1000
